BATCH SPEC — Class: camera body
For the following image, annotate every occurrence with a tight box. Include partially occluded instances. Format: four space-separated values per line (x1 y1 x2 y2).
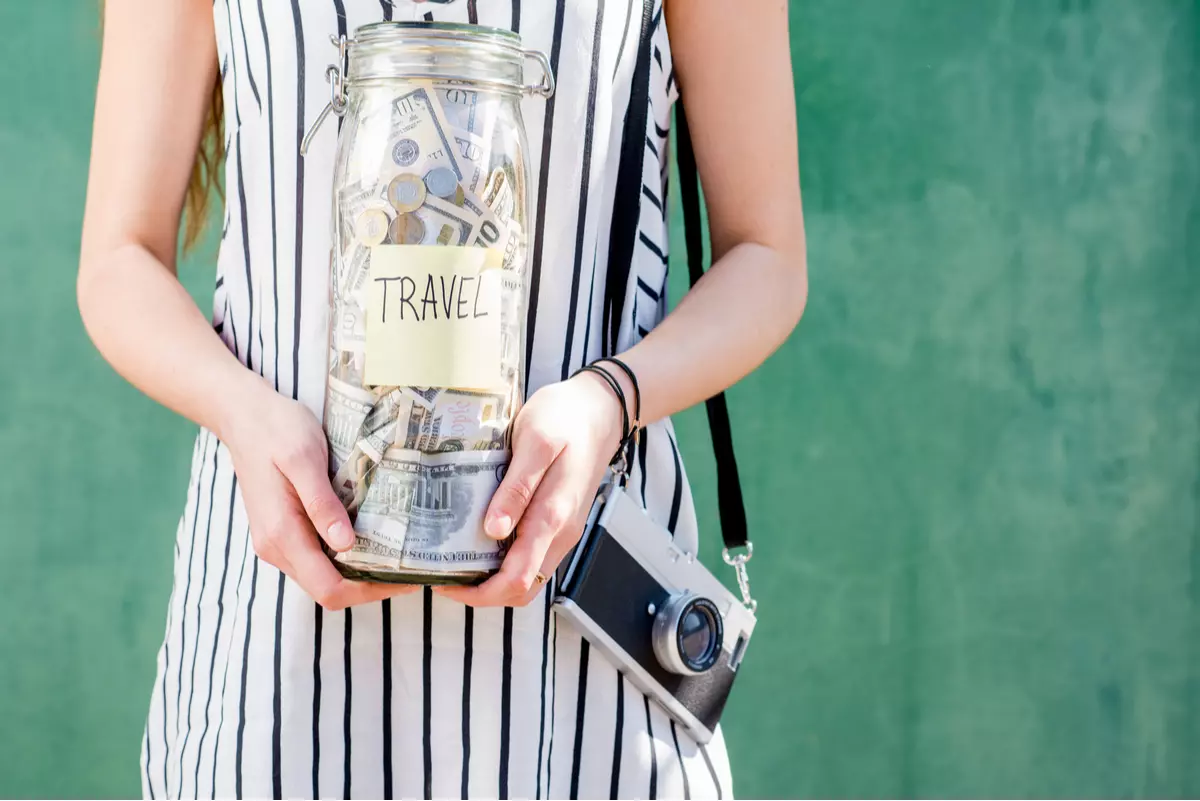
553 486 756 744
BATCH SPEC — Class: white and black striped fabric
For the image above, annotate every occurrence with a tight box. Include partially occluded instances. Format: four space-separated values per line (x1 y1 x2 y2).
142 1 733 798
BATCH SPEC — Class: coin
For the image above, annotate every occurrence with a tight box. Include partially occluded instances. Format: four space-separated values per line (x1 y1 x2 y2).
392 137 420 167
387 174 427 213
390 213 427 245
355 209 390 246
424 167 459 200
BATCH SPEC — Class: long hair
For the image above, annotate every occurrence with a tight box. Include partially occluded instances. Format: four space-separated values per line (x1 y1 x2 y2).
100 1 224 253
184 82 226 252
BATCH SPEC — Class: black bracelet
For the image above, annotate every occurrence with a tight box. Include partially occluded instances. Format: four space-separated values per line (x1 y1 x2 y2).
574 364 630 444
579 359 648 480
598 357 641 431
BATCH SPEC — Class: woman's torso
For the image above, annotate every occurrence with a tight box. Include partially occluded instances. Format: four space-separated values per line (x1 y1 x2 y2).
141 2 731 798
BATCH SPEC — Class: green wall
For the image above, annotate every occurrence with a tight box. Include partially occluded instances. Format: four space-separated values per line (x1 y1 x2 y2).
2 1 1198 798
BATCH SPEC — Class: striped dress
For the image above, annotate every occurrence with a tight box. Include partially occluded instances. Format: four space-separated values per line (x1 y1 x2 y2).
142 1 733 798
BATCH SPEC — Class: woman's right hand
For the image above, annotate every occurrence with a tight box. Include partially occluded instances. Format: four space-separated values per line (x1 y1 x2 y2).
220 381 418 610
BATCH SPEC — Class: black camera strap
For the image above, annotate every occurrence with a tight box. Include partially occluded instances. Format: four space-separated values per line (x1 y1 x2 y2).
673 103 751 559
601 5 755 609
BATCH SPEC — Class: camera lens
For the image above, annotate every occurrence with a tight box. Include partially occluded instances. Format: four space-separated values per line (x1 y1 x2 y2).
652 594 724 675
679 605 716 665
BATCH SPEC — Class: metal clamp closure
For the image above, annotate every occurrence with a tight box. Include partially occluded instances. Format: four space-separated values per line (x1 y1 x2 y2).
521 48 555 97
722 543 757 612
301 32 554 156
301 35 350 157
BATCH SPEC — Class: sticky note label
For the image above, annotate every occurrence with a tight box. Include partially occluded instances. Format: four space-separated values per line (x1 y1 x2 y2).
365 245 504 390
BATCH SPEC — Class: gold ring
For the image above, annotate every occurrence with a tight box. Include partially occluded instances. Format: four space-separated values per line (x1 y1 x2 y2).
534 572 549 586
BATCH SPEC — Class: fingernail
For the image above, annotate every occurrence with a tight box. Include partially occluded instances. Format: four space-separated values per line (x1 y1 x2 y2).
485 514 512 539
328 522 355 551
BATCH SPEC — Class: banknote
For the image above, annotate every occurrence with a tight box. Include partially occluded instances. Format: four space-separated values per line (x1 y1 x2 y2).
388 85 464 182
453 130 493 196
401 388 509 452
349 449 509 573
414 194 479 247
325 376 377 466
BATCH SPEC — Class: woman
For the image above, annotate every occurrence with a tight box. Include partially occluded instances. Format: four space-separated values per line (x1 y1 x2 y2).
79 1 805 798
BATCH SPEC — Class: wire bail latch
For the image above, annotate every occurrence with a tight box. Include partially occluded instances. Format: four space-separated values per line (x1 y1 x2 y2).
301 35 350 156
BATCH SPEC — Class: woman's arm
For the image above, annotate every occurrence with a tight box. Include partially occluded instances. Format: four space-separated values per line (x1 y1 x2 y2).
439 0 806 607
79 0 412 609
620 0 807 421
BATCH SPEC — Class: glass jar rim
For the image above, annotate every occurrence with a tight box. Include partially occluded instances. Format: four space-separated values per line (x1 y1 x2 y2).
354 21 522 50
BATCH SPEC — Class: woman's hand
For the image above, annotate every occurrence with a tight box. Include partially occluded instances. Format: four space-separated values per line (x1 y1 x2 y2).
221 384 419 610
435 371 626 607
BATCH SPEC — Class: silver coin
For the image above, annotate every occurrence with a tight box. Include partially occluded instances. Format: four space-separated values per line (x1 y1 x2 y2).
424 167 459 199
387 174 427 213
390 213 427 245
392 137 420 167
355 209 390 246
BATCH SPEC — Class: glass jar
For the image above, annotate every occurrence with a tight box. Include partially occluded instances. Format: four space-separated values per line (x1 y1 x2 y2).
304 22 554 585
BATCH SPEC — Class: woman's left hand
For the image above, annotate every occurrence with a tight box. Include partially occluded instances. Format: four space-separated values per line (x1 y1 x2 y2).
435 371 626 607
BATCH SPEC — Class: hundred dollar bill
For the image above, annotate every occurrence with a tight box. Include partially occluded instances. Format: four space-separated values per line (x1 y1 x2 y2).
453 130 493 196
387 85 464 183
359 386 440 457
336 538 503 581
333 299 368 355
349 449 509 573
332 348 367 387
340 242 373 301
416 195 478 246
401 388 509 452
335 539 501 582
440 85 501 140
331 392 432 512
483 169 516 223
439 85 480 132
498 272 524 379
456 191 509 252
332 447 370 511
325 376 377 466
359 420 400 463
496 216 525 272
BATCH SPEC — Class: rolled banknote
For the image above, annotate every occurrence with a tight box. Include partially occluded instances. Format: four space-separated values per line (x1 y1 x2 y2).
346 449 509 574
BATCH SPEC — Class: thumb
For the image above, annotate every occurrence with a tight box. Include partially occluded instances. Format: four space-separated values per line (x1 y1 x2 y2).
284 451 357 552
485 431 558 540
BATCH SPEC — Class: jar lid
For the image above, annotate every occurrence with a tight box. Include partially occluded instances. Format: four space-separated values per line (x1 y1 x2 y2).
346 21 553 98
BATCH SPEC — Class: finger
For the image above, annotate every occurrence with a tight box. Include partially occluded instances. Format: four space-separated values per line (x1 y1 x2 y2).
283 519 418 608
501 457 578 590
483 426 562 541
280 441 356 552
443 452 583 607
511 492 596 607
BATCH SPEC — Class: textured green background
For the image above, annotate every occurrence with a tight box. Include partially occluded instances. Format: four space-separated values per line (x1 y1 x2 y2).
2 1 1198 798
